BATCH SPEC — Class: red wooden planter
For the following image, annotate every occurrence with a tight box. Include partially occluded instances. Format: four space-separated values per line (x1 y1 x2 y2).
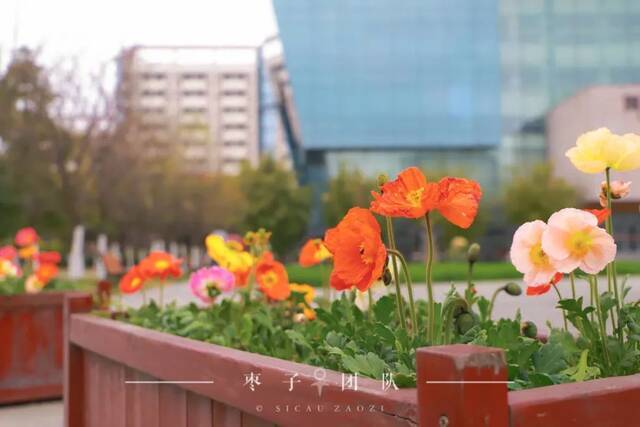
0 292 92 405
65 312 640 427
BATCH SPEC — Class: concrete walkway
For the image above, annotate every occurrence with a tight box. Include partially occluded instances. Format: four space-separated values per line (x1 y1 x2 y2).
3 276 638 424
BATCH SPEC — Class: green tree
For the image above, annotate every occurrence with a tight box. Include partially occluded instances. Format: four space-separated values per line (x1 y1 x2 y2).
322 166 376 227
238 157 310 256
503 163 579 224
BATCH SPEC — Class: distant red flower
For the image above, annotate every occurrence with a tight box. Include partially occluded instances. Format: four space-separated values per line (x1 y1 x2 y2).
526 272 563 296
36 251 61 264
139 252 182 280
0 245 17 260
35 263 59 285
583 208 610 225
255 252 290 300
15 227 39 247
298 239 332 267
119 266 147 294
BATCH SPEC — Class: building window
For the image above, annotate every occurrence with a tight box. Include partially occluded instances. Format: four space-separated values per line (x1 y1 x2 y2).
223 140 245 147
141 72 166 80
141 89 166 97
222 73 247 80
223 124 246 130
222 90 246 97
222 107 246 113
624 96 639 111
183 107 207 114
182 90 207 97
182 73 207 80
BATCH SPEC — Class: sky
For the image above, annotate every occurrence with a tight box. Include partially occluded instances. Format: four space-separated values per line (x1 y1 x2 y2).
0 0 278 74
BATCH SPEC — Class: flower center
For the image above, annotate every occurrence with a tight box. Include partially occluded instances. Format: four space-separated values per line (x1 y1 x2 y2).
567 230 592 257
155 260 169 271
405 188 424 207
262 271 278 289
529 243 549 267
359 244 373 265
131 277 141 289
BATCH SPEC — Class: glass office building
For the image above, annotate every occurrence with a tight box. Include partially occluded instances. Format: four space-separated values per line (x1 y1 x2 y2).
272 0 640 226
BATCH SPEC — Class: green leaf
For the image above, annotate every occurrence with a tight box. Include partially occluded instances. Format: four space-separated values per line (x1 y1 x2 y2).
374 295 395 324
561 350 600 382
533 343 567 374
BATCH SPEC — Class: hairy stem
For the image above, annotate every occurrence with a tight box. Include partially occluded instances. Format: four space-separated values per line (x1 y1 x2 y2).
385 217 407 332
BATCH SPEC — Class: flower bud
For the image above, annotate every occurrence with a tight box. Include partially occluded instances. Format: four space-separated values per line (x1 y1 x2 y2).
377 173 389 188
455 312 476 334
600 180 631 202
521 321 537 338
382 268 392 286
504 282 522 296
467 243 481 264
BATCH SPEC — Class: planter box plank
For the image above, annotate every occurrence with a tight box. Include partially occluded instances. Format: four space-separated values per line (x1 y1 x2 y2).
0 292 92 405
508 373 640 426
186 391 213 426
67 314 417 426
65 313 640 426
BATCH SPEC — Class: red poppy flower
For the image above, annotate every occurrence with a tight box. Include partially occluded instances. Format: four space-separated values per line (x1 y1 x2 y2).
583 208 610 225
370 167 440 218
0 245 17 260
119 266 147 294
256 252 290 300
371 167 482 228
298 239 332 267
139 252 182 280
15 227 39 247
35 263 59 285
36 251 62 264
526 272 563 296
324 207 387 291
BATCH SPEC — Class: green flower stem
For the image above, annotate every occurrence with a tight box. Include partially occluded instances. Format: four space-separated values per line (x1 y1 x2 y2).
486 287 502 321
551 284 568 331
569 272 577 300
604 168 623 342
385 217 407 332
424 213 436 343
387 249 418 336
590 275 611 368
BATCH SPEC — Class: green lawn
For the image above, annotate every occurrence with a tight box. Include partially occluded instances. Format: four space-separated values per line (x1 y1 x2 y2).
286 260 640 287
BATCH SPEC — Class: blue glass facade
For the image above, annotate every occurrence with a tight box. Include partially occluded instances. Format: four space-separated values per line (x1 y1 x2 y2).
272 0 640 229
273 0 502 150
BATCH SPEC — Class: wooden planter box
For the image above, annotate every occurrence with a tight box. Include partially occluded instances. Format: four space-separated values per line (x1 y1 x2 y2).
0 292 93 405
65 311 640 426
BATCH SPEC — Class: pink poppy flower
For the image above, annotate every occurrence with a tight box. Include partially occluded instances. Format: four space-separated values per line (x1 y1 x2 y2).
0 245 17 260
510 220 557 285
15 227 39 247
541 208 616 275
189 266 235 304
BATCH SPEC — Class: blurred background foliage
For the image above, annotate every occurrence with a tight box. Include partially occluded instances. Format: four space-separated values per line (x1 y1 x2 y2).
0 48 580 259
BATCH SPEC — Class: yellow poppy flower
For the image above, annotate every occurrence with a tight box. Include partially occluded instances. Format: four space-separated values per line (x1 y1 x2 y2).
289 283 316 320
205 234 254 274
566 128 640 174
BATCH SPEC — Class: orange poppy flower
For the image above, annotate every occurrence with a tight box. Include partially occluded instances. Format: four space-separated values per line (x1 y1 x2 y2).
370 167 439 218
256 252 291 301
324 207 387 292
526 272 563 296
15 227 39 247
233 267 251 288
371 167 482 229
139 252 182 280
298 239 332 267
35 263 59 284
436 177 483 229
18 245 38 260
119 266 148 294
583 208 610 225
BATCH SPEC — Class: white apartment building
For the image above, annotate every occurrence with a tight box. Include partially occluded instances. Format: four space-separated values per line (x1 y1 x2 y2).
117 46 261 174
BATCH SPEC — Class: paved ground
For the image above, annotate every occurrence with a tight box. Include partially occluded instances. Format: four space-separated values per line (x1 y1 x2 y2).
3 276 638 424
